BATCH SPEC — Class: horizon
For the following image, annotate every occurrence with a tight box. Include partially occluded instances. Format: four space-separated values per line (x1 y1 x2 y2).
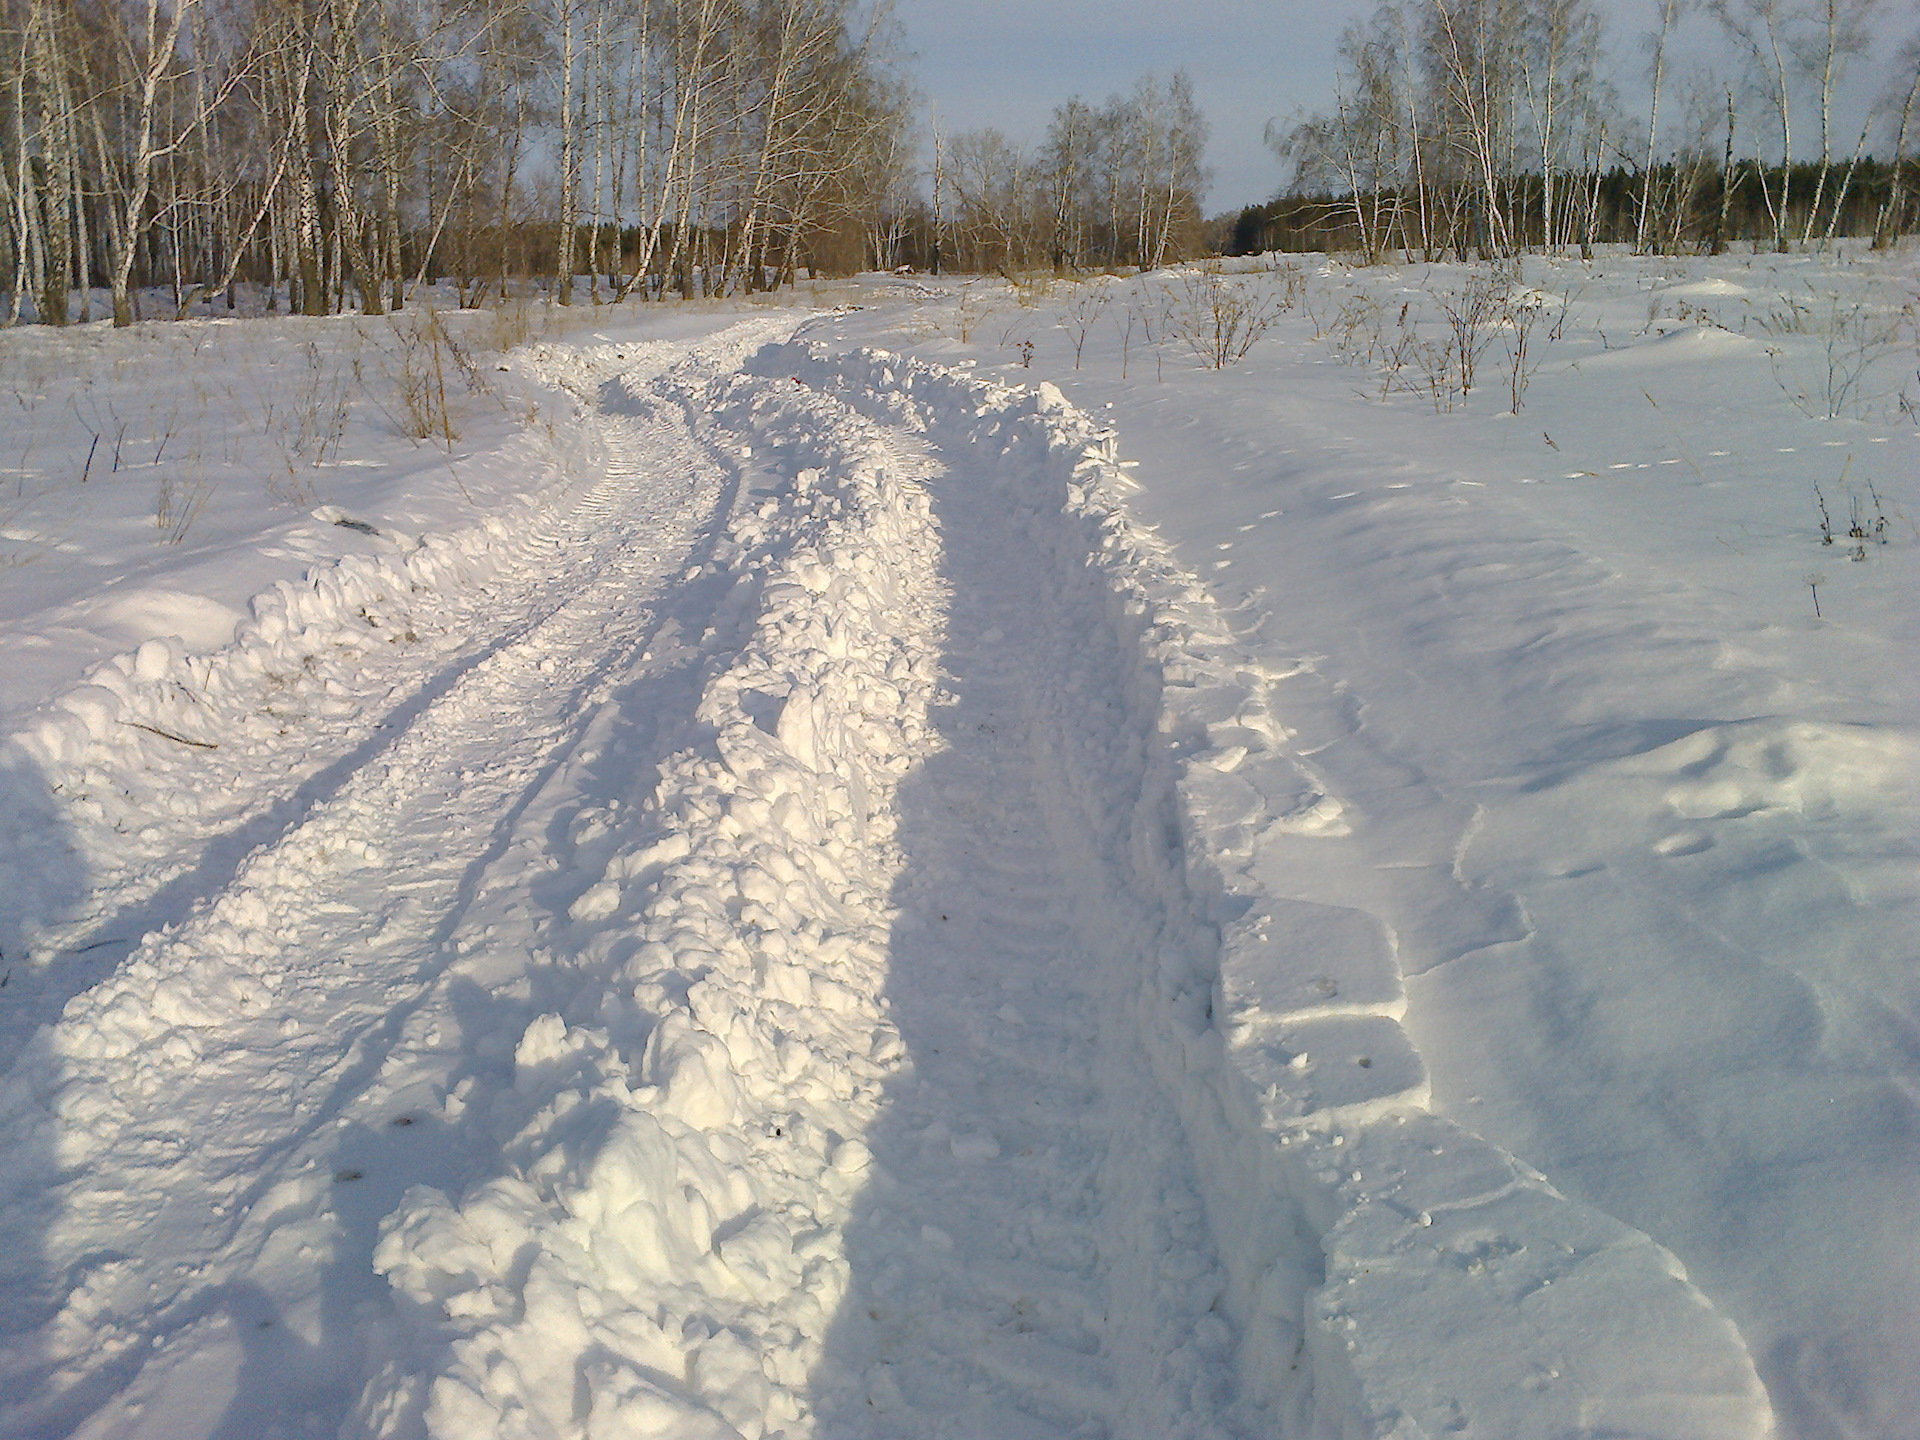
897 0 1919 215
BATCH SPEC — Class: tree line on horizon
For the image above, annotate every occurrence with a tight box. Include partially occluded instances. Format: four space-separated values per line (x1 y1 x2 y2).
914 74 1211 277
1238 0 1920 260
7 0 1920 332
0 0 915 325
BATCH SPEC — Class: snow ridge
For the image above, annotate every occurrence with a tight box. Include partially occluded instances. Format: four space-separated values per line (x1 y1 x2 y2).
0 316 1780 1437
355 365 948 1438
0 318 803 1436
2 515 522 970
761 341 1775 1439
0 317 799 980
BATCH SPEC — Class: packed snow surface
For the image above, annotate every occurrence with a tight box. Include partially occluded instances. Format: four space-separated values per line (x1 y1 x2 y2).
0 248 1914 1439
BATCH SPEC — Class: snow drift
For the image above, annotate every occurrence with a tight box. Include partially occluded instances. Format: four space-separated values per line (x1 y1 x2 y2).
349 353 950 1438
0 318 1776 1438
752 341 1775 1439
345 334 1772 1436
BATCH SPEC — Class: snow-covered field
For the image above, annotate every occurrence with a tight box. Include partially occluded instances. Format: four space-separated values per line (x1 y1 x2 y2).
0 247 1913 1440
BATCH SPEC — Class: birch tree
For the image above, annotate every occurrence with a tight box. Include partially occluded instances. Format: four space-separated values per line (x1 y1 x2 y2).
1870 31 1920 246
1710 0 1805 250
1796 0 1879 242
1636 0 1687 251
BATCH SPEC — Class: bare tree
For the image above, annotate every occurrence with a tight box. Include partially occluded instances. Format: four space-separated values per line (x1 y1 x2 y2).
1421 0 1523 258
1636 0 1687 252
1710 0 1806 250
1867 33 1919 246
1796 0 1879 242
105 0 195 324
1042 97 1094 270
1519 0 1607 252
1272 13 1408 263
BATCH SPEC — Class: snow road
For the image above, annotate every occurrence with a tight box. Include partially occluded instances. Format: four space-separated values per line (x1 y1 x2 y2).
810 426 1240 1438
0 320 800 1435
1 319 1772 1439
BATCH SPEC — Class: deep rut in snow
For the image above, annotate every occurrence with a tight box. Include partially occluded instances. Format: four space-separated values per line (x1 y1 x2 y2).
814 452 1241 1439
0 329 1250 1440
0 339 766 1437
0 327 1778 1439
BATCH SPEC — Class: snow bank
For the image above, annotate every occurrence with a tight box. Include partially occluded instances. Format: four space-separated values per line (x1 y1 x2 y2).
7 312 1776 1434
3 325 756 798
17 534 498 773
761 341 1774 1439
0 505 530 975
0 319 792 970
0 434 566 976
350 363 945 1438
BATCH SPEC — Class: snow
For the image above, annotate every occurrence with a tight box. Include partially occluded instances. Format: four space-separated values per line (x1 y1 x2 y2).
0 245 1914 1439
829 248 1917 1438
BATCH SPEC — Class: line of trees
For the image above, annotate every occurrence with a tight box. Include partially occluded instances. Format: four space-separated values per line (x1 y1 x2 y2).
1 0 913 325
927 73 1210 275
1254 0 1920 261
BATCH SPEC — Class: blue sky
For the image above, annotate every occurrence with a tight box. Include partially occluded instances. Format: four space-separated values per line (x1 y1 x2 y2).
896 0 1374 210
895 0 1918 214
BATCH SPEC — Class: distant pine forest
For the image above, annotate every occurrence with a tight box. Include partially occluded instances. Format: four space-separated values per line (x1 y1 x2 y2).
1226 159 1920 261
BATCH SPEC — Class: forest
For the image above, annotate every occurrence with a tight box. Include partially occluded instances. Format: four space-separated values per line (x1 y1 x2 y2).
0 0 918 324
1240 0 1920 259
3 0 1919 326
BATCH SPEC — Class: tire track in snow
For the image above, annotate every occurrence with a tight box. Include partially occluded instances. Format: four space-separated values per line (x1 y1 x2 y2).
818 451 1240 1438
766 341 1773 1440
345 355 1248 1440
0 340 765 1437
355 361 958 1440
0 319 799 1035
0 322 1775 1439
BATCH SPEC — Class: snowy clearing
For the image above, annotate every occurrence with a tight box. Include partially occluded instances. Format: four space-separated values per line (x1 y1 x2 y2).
0 246 1915 1440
